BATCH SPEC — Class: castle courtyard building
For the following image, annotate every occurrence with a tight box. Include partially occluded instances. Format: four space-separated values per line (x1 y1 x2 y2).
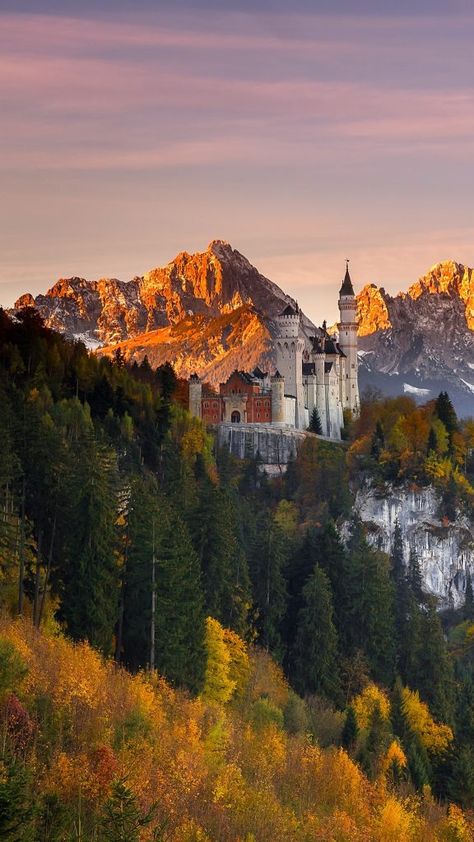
189 264 359 440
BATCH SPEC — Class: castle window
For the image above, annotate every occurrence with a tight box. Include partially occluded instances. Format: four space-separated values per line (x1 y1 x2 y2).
231 411 241 423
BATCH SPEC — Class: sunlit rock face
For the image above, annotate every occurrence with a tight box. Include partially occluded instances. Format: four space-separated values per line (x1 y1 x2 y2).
354 482 474 607
12 240 315 385
357 261 474 415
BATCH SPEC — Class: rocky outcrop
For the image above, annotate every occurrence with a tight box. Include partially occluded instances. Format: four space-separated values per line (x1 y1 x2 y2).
357 284 391 337
354 482 474 607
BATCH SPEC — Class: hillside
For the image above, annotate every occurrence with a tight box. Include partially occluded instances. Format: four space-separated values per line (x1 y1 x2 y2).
3 313 474 834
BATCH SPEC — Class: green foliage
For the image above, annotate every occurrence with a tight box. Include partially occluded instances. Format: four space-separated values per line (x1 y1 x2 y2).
99 778 158 842
0 640 27 701
249 697 284 731
292 565 340 701
341 705 358 752
308 406 322 435
0 755 33 841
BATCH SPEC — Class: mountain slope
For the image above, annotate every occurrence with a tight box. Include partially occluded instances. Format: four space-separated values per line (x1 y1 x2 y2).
13 240 313 384
357 261 474 415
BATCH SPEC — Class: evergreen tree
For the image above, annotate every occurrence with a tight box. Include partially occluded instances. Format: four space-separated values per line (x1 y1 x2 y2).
407 546 424 603
249 509 287 657
341 705 359 752
191 480 250 635
153 504 206 692
99 779 158 842
57 431 120 654
344 521 395 685
292 565 340 701
435 391 458 441
416 596 455 724
0 756 32 840
308 407 322 435
370 419 385 460
427 426 437 454
391 521 405 587
463 572 474 621
359 702 390 780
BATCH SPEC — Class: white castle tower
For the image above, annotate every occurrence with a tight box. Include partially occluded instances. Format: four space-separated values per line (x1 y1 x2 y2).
338 260 359 415
275 304 306 429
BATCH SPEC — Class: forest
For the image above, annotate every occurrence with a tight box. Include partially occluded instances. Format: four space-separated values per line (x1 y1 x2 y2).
2 307 474 840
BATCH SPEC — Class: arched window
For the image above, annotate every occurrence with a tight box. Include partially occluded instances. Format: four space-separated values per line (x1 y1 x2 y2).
231 411 241 423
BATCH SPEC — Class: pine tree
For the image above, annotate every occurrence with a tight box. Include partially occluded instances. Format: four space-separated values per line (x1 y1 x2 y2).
391 521 405 587
416 596 455 724
249 509 287 657
292 565 340 701
308 407 323 435
359 701 390 779
435 391 458 440
407 546 424 603
57 431 120 654
99 779 158 842
345 521 395 686
427 426 437 454
341 705 359 752
191 480 250 635
0 755 33 840
463 572 474 621
370 419 385 460
153 504 206 692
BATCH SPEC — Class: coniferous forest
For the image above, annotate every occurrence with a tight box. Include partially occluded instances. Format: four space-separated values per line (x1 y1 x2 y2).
2 308 474 839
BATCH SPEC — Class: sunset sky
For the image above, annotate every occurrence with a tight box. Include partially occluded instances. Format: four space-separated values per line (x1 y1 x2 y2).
1 0 474 323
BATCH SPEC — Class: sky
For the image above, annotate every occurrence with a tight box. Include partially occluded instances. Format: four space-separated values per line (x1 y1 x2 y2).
1 0 474 323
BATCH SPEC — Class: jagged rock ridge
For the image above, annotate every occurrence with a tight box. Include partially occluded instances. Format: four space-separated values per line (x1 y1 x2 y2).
356 261 474 415
12 241 314 384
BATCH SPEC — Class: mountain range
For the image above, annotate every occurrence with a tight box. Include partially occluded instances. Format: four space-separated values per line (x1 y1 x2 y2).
11 243 474 415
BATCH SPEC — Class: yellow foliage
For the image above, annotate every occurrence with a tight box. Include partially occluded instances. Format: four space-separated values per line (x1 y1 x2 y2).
222 626 250 699
0 616 470 842
202 617 236 705
376 796 416 841
401 687 453 755
352 683 391 731
381 740 407 776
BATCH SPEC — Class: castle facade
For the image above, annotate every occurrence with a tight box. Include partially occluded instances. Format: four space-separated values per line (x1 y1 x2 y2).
189 264 359 440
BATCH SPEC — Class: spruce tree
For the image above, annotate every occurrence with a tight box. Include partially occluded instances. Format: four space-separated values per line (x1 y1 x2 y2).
0 756 33 840
407 546 424 603
463 572 474 621
308 407 323 435
153 504 206 692
292 565 340 701
435 391 458 440
341 705 359 752
99 779 158 842
249 509 287 657
416 596 455 724
57 431 120 654
191 480 250 635
345 520 395 686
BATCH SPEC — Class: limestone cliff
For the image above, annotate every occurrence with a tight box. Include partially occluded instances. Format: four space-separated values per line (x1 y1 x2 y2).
354 482 474 608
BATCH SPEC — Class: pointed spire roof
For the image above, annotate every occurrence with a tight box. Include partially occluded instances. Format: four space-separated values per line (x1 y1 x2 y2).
339 259 355 296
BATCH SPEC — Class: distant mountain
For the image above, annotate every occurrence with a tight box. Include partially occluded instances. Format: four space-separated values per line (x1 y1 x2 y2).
357 261 474 416
12 241 315 384
12 245 474 414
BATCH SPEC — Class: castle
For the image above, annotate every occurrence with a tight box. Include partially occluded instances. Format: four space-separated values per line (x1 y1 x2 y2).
189 263 359 440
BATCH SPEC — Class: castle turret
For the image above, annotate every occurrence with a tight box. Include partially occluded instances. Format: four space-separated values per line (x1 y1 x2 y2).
275 303 306 429
189 373 202 419
338 261 359 415
271 370 285 424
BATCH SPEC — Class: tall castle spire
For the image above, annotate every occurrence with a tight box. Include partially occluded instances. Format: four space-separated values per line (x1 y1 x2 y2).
339 259 355 296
